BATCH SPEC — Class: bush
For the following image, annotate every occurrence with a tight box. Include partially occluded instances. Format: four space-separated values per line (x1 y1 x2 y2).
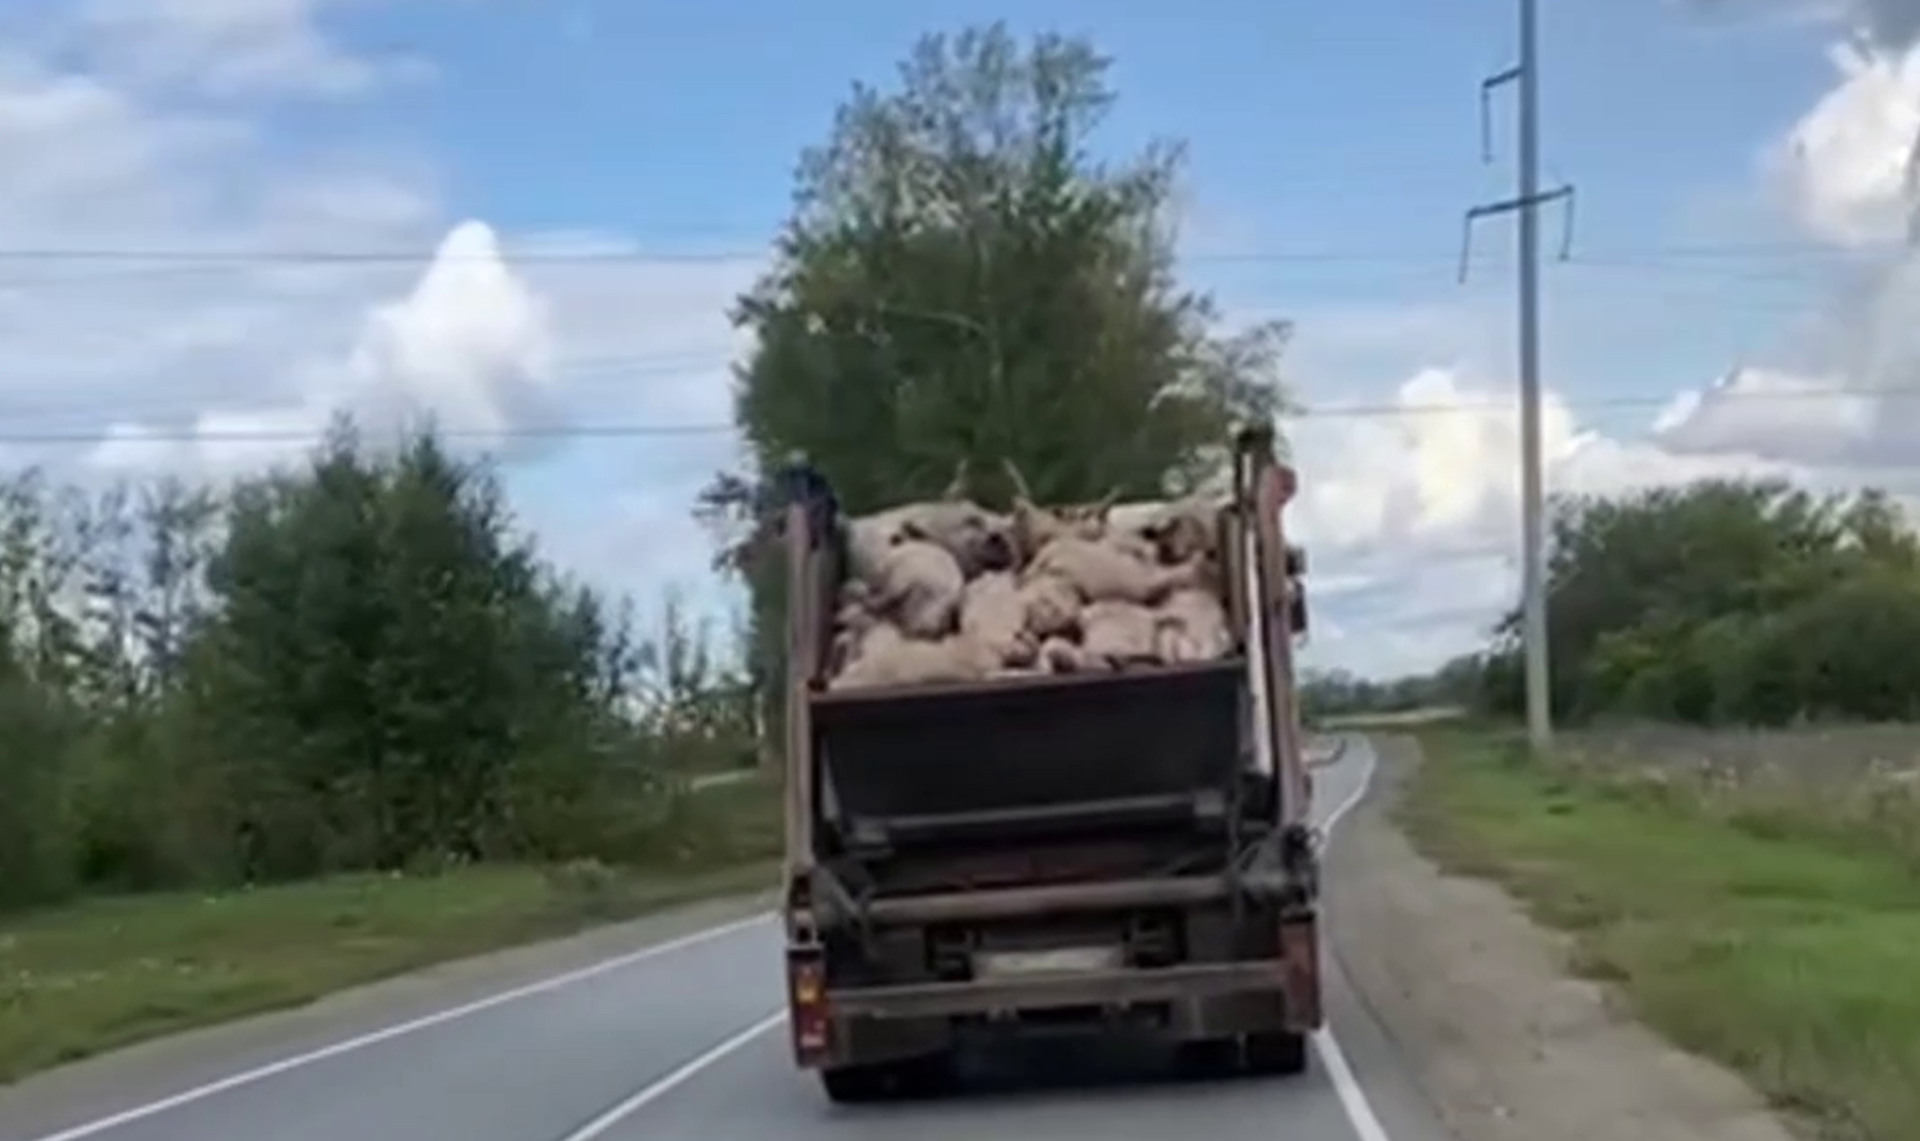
1430 479 1920 729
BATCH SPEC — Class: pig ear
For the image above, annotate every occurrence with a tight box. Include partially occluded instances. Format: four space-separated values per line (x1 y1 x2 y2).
1000 457 1035 506
1090 487 1121 520
942 458 971 502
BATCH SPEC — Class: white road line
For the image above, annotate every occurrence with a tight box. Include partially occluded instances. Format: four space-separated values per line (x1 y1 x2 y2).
554 1010 787 1141
26 911 775 1141
1312 1029 1394 1141
1318 735 1376 834
1306 734 1351 770
1312 737 1396 1141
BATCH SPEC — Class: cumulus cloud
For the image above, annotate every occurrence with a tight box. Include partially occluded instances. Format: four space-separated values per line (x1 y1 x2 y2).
1651 364 1878 462
70 0 429 99
1772 38 1920 243
1289 369 1798 677
1689 0 1920 47
1663 11 1920 479
89 221 570 477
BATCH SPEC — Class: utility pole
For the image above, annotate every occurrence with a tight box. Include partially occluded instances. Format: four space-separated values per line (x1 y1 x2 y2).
1460 0 1576 754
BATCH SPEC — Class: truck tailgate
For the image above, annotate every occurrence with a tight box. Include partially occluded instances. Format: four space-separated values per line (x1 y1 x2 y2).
810 661 1246 831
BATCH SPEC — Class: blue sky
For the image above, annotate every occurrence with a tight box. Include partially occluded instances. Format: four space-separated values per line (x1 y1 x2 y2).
350 0 1818 248
311 0 1870 452
2 0 1913 675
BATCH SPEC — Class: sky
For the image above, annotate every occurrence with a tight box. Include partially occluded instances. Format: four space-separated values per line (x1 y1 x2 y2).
3 0 1920 678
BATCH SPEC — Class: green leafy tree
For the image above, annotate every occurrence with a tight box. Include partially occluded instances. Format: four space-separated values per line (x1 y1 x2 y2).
1469 476 1920 725
184 423 639 876
698 23 1291 749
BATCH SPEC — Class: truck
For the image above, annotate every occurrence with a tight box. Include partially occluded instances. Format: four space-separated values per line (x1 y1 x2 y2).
774 425 1320 1103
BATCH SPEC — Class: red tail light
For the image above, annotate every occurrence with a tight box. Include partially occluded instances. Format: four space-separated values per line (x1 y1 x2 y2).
787 949 832 1065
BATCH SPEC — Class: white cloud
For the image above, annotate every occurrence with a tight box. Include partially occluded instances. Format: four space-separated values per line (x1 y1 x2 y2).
343 222 556 437
1650 364 1876 461
1678 23 1920 480
1689 1 1920 49
1289 368 1798 677
88 220 571 477
71 0 429 99
1772 39 1920 243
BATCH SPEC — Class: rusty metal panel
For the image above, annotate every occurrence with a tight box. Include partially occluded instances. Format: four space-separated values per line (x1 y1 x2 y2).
827 961 1288 1020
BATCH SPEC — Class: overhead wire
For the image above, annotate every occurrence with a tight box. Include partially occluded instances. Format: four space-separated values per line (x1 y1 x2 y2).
0 378 1894 450
0 237 1907 269
0 235 1905 448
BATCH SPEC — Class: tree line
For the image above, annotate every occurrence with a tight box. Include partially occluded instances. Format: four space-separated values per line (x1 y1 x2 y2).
1300 666 1478 719
1377 478 1920 727
0 422 755 913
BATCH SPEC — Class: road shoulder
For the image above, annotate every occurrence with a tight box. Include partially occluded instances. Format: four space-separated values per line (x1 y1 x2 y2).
1324 736 1799 1141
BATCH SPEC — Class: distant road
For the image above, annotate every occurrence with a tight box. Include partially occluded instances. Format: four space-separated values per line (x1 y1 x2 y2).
686 768 759 792
1316 706 1466 730
0 738 1448 1141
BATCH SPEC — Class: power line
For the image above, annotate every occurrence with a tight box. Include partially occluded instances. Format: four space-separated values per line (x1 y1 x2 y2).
0 381 1897 449
51 422 737 447
1290 385 1866 420
0 239 1909 269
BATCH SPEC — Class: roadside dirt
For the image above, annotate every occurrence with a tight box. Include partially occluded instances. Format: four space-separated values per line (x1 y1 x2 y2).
1325 736 1804 1141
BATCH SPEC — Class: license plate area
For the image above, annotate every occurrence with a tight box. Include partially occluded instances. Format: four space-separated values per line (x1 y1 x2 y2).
972 945 1124 978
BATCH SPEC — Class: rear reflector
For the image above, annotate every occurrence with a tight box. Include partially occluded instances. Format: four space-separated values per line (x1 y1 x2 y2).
787 949 831 1064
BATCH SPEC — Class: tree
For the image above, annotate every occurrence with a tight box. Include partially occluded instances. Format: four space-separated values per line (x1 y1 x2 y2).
186 422 642 876
699 23 1291 747
1469 476 1920 725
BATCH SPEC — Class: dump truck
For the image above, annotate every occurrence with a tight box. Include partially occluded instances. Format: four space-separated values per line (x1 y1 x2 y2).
775 425 1319 1103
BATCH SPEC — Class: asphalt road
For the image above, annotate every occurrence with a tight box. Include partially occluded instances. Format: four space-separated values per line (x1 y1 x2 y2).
0 738 1452 1141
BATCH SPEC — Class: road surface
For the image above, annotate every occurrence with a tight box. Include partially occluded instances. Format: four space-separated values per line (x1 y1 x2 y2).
0 737 1450 1141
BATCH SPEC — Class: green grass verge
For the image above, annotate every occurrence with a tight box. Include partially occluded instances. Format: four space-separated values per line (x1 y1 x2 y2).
0 778 781 1085
1402 731 1920 1141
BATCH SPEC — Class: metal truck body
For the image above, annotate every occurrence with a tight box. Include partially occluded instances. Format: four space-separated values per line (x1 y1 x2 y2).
776 427 1319 1102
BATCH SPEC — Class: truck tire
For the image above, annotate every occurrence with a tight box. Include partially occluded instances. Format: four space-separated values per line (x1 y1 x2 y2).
1243 1030 1309 1077
820 1063 895 1104
820 1054 952 1103
1175 1038 1243 1079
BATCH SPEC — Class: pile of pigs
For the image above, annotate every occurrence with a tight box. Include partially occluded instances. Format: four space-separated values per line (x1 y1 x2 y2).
826 461 1236 691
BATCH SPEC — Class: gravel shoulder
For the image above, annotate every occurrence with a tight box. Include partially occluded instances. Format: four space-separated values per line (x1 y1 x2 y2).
1324 735 1802 1141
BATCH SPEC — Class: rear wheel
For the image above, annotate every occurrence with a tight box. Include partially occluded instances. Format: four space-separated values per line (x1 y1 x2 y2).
819 1053 954 1103
1244 1030 1309 1076
1176 1038 1244 1079
820 1063 894 1104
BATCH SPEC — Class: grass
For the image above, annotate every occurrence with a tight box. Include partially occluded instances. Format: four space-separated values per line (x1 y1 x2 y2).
0 776 782 1085
1559 722 1920 790
1402 730 1920 1141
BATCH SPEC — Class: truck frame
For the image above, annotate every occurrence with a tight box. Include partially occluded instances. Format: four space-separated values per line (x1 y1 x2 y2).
776 426 1320 1103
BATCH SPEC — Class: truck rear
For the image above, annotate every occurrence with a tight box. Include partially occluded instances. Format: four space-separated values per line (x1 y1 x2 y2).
776 426 1319 1103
